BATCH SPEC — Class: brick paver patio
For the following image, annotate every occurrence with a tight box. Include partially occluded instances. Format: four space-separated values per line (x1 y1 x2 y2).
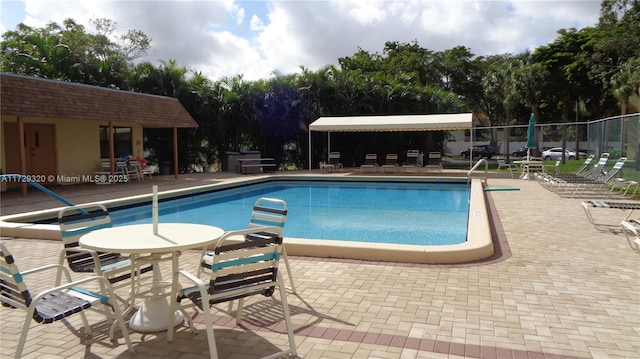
1 172 638 358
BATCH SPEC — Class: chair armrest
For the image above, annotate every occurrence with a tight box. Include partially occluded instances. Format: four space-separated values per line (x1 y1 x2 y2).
177 268 209 302
59 247 102 264
59 247 125 274
30 275 115 306
22 263 73 284
178 268 206 286
201 226 281 254
222 226 281 240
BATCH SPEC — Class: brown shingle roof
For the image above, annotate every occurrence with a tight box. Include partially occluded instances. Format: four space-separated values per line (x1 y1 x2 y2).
0 73 198 128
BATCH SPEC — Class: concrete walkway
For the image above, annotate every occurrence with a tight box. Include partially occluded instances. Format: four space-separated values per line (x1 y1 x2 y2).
1 172 638 358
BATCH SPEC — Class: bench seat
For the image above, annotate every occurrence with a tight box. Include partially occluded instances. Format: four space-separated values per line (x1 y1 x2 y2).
240 163 276 174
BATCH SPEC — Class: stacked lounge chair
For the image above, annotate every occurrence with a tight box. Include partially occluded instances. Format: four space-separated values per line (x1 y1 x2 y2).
538 153 607 186
360 153 378 173
402 150 420 172
425 152 442 173
544 157 627 198
380 154 399 173
329 151 343 171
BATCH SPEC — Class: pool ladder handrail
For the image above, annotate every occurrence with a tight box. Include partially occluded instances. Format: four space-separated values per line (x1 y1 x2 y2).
466 159 488 184
0 174 76 207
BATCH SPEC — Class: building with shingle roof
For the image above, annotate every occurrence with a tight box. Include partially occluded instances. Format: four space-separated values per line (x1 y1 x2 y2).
0 73 198 193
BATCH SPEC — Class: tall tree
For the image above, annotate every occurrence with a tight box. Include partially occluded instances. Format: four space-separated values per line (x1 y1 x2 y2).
1 18 149 88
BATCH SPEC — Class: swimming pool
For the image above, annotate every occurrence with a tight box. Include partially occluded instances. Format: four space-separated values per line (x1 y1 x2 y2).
0 175 494 264
109 180 470 246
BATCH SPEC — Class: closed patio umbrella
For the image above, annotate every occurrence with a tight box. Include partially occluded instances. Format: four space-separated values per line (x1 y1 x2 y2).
525 113 536 161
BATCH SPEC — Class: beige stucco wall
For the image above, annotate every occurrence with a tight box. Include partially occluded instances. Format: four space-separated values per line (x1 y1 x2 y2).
1 116 143 185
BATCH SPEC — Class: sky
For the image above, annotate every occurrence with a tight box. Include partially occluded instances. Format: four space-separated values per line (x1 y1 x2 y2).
0 0 602 82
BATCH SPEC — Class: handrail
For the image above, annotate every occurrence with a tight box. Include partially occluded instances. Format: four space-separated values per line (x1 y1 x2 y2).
467 159 488 184
0 174 75 207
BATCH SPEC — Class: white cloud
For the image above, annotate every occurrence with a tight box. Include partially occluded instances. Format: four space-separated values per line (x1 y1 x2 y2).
2 0 602 82
250 14 265 31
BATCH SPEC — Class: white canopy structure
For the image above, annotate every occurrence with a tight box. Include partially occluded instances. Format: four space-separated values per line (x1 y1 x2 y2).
308 113 475 169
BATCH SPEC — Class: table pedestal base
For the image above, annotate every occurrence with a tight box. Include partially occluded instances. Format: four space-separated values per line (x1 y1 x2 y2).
129 297 183 332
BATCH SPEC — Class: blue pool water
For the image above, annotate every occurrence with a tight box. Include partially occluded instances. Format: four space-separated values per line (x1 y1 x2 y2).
109 180 470 245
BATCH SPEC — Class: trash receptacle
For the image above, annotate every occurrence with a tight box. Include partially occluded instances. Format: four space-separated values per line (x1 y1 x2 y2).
159 161 171 175
222 151 241 172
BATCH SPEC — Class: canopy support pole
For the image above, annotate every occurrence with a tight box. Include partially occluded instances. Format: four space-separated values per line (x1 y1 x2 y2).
308 130 312 171
327 132 331 165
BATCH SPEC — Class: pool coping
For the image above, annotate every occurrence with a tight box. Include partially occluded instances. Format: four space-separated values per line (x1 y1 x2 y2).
0 175 494 264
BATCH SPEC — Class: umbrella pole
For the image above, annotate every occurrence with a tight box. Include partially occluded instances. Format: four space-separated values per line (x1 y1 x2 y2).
523 149 531 180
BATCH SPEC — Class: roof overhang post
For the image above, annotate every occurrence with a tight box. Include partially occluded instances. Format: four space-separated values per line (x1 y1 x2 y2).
108 122 115 186
17 117 27 197
308 129 312 171
173 127 179 179
327 132 331 164
470 121 474 168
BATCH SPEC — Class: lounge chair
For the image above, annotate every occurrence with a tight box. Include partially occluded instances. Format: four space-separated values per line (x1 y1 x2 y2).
0 241 134 358
329 151 343 171
402 150 420 172
539 153 606 185
552 157 627 197
425 152 442 173
319 161 335 172
57 203 153 307
609 178 639 196
557 153 609 181
574 154 595 175
360 153 378 173
548 154 595 177
175 227 297 359
581 200 640 232
380 153 399 173
621 220 640 252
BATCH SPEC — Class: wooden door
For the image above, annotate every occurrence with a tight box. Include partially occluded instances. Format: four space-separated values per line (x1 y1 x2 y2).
26 124 56 177
3 123 57 184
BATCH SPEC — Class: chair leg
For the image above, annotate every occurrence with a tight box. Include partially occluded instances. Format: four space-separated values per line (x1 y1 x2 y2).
15 310 34 359
235 298 244 324
167 253 180 342
281 247 297 294
79 311 92 334
201 292 219 358
109 301 134 352
277 272 297 357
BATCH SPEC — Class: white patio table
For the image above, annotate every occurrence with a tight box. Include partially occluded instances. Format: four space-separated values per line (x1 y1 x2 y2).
79 223 224 339
513 159 545 180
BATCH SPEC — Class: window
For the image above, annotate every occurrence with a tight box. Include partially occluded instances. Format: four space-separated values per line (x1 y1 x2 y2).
99 126 132 158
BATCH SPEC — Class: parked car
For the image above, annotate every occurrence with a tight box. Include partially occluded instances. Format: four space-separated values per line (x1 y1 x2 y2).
540 147 587 161
511 147 528 158
460 145 496 159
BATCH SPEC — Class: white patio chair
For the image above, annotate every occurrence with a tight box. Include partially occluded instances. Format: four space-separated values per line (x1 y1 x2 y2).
175 228 297 359
0 241 134 358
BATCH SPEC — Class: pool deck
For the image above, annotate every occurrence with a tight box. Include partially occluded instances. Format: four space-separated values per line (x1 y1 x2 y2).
1 170 639 358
